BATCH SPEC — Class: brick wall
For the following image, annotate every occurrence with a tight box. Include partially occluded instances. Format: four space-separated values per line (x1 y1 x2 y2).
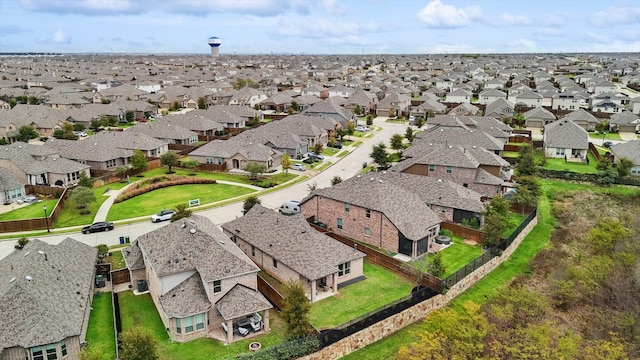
299 215 537 360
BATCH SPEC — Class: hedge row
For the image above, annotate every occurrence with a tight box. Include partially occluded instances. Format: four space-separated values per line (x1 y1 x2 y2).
236 336 320 360
538 169 640 186
114 176 217 203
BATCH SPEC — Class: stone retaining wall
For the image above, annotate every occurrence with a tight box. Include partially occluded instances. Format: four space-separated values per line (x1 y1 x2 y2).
300 216 538 359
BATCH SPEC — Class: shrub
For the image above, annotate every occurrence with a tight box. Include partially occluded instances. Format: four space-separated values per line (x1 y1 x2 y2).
237 336 320 360
439 229 454 237
114 176 217 203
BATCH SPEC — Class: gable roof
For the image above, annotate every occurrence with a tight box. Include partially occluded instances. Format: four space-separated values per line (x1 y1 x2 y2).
414 126 504 152
0 238 97 349
610 140 640 165
215 284 272 321
524 106 556 120
543 119 588 149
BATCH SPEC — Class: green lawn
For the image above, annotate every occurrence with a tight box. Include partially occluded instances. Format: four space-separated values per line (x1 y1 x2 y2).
315 161 333 171
385 118 408 124
85 292 116 360
588 132 622 140
507 142 529 147
502 151 519 158
107 183 255 221
409 235 484 278
0 199 58 221
321 147 340 156
540 153 598 174
352 141 363 147
54 182 128 228
141 168 296 187
309 261 414 329
118 292 287 360
106 249 126 270
336 150 349 157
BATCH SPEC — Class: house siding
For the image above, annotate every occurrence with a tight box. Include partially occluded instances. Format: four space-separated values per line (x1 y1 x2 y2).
2 336 82 360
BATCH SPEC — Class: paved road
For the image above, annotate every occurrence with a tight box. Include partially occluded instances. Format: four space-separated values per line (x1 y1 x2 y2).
0 117 408 260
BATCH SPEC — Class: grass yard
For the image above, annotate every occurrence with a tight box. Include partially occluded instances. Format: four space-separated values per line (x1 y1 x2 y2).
321 147 340 156
84 292 116 360
507 142 529 147
0 199 58 221
141 168 296 187
336 150 349 157
107 183 255 221
409 235 484 279
105 249 126 270
502 151 520 158
352 141 363 147
588 132 622 140
540 153 598 174
54 182 128 228
118 292 287 360
315 161 333 171
309 261 414 329
385 118 408 124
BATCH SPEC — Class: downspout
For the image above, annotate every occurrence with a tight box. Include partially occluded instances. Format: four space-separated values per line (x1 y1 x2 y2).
379 212 383 248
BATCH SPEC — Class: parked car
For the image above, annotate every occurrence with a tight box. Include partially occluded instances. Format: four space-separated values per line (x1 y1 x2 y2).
291 163 307 171
151 209 176 223
327 142 343 149
82 221 114 234
306 153 325 161
355 125 370 132
279 200 301 215
73 131 88 137
603 141 613 148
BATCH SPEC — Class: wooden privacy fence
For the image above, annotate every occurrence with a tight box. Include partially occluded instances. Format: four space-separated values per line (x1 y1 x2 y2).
111 268 131 286
0 186 68 233
257 274 285 310
440 221 484 243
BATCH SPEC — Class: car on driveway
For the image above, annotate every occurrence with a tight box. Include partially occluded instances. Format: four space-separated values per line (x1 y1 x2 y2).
306 153 325 161
603 141 613 148
355 125 370 132
291 163 307 171
82 221 114 234
151 209 176 223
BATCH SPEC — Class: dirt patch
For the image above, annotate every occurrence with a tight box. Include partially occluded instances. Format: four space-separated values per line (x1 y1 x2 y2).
463 239 477 246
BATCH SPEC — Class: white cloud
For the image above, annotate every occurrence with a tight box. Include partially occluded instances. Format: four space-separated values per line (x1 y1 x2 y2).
427 43 479 54
36 29 71 44
592 6 640 27
417 0 482 29
276 17 383 40
501 13 530 26
507 38 536 51
321 0 347 14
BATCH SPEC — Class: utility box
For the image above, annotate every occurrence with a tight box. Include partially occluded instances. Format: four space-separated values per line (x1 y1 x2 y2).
95 274 105 288
137 279 147 293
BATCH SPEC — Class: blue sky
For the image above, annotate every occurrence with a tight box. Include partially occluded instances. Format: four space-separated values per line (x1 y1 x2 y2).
1 0 639 54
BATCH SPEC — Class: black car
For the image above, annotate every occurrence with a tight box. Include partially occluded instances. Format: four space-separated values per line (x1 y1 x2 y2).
82 221 114 234
603 141 613 148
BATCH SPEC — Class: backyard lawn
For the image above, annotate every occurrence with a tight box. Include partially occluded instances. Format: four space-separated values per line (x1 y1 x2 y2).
0 199 58 221
107 183 255 221
539 153 598 174
409 235 484 279
105 249 126 270
118 292 287 360
84 292 116 360
309 261 414 329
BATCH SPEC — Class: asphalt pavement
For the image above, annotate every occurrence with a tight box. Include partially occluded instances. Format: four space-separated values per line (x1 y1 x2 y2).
0 117 408 260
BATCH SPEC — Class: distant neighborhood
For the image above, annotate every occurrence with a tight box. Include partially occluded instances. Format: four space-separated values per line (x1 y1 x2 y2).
1 52 640 359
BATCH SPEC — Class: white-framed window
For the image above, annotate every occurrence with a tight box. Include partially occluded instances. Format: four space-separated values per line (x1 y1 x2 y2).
218 157 225 164
185 316 193 333
338 262 351 276
46 344 57 360
31 346 44 360
205 157 214 164
213 280 221 293
446 166 452 174
176 318 182 333
364 227 370 237
556 148 565 156
365 209 371 218
106 159 116 168
67 171 80 182
441 206 446 213
60 340 67 357
196 314 205 330
273 259 278 268
251 245 255 257
344 202 350 212
337 218 343 230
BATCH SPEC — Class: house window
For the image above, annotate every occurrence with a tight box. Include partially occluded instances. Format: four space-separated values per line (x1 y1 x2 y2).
31 347 44 360
205 157 214 164
273 259 278 268
556 148 565 156
446 166 452 174
365 209 371 218
338 262 351 276
185 316 193 333
218 157 225 164
60 340 67 357
441 207 446 213
67 171 80 182
345 202 350 212
213 280 221 293
251 245 255 257
106 159 116 168
45 344 57 360
428 164 435 172
196 314 205 330
364 227 371 237
463 183 468 188
337 218 343 229
176 318 182 333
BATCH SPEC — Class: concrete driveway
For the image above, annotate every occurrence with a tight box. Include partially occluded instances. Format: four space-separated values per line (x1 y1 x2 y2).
0 117 409 260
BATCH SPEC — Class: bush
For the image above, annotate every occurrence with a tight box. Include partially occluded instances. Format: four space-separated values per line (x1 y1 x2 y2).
237 336 320 360
114 176 217 203
439 229 454 237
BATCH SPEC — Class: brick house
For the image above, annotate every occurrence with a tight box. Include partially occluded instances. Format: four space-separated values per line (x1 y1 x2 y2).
0 238 97 360
222 205 366 303
122 215 272 344
300 174 441 259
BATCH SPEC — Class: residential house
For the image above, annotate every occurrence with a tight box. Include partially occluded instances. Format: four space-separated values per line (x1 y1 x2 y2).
478 88 507 105
484 98 515 119
229 88 267 108
259 91 296 112
0 142 91 187
221 205 366 303
0 167 25 205
189 136 282 171
484 77 508 90
609 140 640 176
512 91 543 108
376 93 411 117
629 97 640 115
543 119 588 160
592 80 617 94
301 84 328 99
327 85 355 98
445 89 472 104
609 111 640 133
448 103 480 116
204 106 249 129
162 111 224 137
523 106 556 129
0 238 97 360
92 84 148 103
302 99 355 127
293 94 323 112
300 174 441 259
128 119 199 145
413 126 505 155
45 93 91 109
121 215 272 344
343 89 378 116
561 108 600 132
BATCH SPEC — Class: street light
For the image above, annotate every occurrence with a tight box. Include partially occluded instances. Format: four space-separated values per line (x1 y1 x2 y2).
43 205 50 233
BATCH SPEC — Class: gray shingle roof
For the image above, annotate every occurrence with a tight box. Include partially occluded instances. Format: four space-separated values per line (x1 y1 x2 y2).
0 238 97 349
159 272 211 318
543 119 588 149
215 284 272 321
414 126 504 152
0 167 22 191
222 205 365 280
611 139 640 165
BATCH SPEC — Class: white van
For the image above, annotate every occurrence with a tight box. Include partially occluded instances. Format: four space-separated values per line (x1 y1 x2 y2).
279 200 301 215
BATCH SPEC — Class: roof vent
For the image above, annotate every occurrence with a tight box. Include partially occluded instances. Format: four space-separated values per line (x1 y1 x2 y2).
472 145 476 148
189 228 197 234
382 171 387 174
9 277 16 283
181 222 186 228
24 251 30 257
219 239 225 244
437 179 443 182
379 180 383 183
38 250 45 255
25 276 32 281
370 177 374 181
356 174 361 178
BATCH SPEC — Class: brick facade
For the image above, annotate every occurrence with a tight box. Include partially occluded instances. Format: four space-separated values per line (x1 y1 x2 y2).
2 336 82 360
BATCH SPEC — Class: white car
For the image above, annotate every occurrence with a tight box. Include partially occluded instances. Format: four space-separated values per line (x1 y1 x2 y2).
355 125 370 132
151 209 176 223
291 163 307 171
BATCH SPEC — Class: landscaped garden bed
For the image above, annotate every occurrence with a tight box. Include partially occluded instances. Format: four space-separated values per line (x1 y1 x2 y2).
115 175 217 203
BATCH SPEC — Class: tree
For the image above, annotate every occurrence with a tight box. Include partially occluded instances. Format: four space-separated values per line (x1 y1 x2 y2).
171 204 192 222
73 123 86 132
346 122 355 140
244 162 266 179
390 133 404 151
291 101 299 112
313 142 323 155
16 125 38 142
282 280 313 340
181 159 199 175
130 149 148 172
68 186 96 214
96 244 109 258
405 126 415 143
514 175 540 201
331 176 343 186
281 154 292 175
428 252 446 278
354 104 362 115
90 119 102 132
370 142 390 169
78 171 93 188
515 144 537 176
115 166 129 180
512 186 536 215
169 101 181 111
366 114 374 126
615 157 634 178
414 117 425 128
125 110 135 123
482 196 510 249
119 327 159 360
243 196 261 215
197 97 206 109
307 181 318 195
160 151 179 174
14 237 29 250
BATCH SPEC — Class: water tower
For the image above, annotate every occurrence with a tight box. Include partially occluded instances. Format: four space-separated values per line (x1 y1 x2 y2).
208 36 222 57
